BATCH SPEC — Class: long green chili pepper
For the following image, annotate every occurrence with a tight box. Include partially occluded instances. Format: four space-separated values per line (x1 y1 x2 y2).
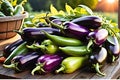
13 5 24 15
59 46 92 56
4 42 28 65
42 31 83 46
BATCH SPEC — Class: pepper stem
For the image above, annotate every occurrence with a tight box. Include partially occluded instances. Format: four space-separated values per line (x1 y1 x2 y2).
34 45 45 49
55 66 65 73
31 65 41 75
94 63 106 76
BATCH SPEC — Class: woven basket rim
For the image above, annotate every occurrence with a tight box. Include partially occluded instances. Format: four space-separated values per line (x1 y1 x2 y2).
0 12 27 22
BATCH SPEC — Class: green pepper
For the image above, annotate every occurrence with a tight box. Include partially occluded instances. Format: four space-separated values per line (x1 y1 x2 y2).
27 40 58 54
56 56 88 73
1 0 14 16
42 31 83 46
59 46 92 56
13 5 24 15
0 11 6 17
4 42 29 65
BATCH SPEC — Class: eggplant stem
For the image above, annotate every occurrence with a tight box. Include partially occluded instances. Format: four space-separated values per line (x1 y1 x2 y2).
94 63 106 76
45 17 64 30
31 65 41 75
112 56 116 62
55 66 65 73
14 30 23 36
3 63 21 71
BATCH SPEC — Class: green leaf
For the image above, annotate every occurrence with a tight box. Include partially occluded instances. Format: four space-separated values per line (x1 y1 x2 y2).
78 5 93 15
107 36 115 45
65 3 74 15
50 4 58 14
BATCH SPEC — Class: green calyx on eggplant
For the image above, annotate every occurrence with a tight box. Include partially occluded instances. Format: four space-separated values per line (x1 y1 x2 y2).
56 56 88 74
27 39 58 54
89 47 107 76
71 15 102 29
3 52 41 72
31 54 63 75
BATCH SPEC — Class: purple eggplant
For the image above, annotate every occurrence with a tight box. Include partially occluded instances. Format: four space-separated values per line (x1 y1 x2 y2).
45 17 90 39
3 52 41 72
31 54 63 75
63 22 90 38
71 16 102 29
16 27 61 42
3 39 24 58
88 29 108 45
106 36 120 63
89 47 107 76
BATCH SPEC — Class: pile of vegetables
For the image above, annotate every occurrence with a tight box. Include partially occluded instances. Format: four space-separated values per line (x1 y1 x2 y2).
1 4 120 76
0 0 26 17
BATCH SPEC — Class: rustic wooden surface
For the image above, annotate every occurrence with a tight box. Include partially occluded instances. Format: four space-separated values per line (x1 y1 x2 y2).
0 35 120 79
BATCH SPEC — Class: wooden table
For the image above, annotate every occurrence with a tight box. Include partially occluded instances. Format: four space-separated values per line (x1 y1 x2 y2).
0 35 120 79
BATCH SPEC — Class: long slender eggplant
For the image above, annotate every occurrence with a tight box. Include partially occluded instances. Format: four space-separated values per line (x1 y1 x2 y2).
89 47 107 76
3 52 41 72
16 27 61 42
106 36 120 63
3 39 24 58
31 54 63 75
71 16 102 29
45 18 90 39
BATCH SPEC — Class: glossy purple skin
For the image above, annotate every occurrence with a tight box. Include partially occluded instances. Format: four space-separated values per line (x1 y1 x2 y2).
37 54 62 73
94 29 108 45
21 27 60 41
64 22 90 38
71 16 102 29
52 19 62 25
109 36 120 56
17 52 40 70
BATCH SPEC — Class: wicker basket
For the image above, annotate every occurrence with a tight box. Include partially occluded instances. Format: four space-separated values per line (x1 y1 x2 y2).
0 13 26 40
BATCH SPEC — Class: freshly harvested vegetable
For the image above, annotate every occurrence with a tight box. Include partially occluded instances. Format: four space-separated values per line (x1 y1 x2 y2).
42 30 83 46
3 52 40 72
46 18 90 39
106 36 120 63
0 57 6 63
63 22 90 38
56 56 88 73
13 5 24 15
0 11 6 17
88 29 108 45
1 0 14 16
27 39 58 54
31 54 63 75
16 27 61 42
3 39 24 58
59 46 91 56
71 16 102 29
4 42 29 65
89 47 107 76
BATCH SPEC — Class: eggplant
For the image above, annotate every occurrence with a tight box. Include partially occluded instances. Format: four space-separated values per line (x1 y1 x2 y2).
89 47 107 76
3 52 41 72
63 22 90 39
16 27 61 42
88 29 108 45
71 16 102 29
106 36 120 63
3 39 24 58
45 17 90 39
31 54 63 75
